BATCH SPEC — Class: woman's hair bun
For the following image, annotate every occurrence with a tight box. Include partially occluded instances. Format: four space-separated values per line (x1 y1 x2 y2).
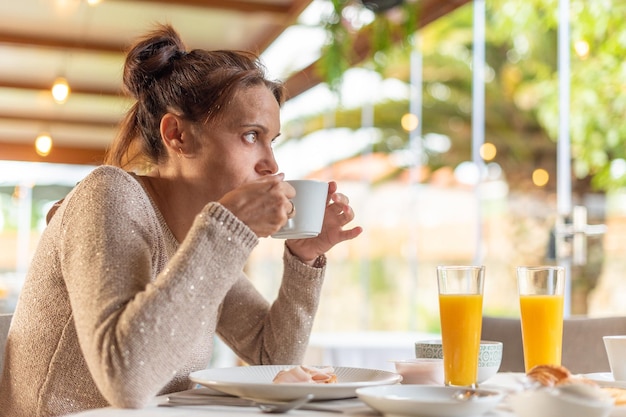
122 24 187 98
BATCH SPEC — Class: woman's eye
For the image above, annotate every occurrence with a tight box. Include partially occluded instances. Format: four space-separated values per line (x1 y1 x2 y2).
243 132 257 144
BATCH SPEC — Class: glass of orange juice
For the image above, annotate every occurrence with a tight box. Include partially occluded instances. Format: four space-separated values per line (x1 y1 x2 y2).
437 265 485 387
517 266 565 372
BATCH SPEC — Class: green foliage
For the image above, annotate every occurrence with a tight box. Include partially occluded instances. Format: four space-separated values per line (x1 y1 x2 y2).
488 0 626 191
317 0 419 92
298 0 626 193
317 0 355 92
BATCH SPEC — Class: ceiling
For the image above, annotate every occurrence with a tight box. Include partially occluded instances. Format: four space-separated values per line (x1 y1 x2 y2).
0 0 470 166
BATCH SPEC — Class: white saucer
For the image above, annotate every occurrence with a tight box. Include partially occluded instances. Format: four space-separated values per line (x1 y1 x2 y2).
356 385 504 417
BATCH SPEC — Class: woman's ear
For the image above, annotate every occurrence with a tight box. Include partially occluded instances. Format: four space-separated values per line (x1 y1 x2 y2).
160 113 186 155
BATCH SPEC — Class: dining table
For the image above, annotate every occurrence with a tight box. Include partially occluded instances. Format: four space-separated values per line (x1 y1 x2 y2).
64 373 528 417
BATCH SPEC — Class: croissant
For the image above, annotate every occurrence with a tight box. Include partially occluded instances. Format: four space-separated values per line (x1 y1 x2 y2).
526 364 600 387
526 364 571 386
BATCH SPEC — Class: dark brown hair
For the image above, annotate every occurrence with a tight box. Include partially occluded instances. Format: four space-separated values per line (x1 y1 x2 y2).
105 24 285 169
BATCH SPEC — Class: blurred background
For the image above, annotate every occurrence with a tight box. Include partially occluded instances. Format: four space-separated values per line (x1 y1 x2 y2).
2 0 626 357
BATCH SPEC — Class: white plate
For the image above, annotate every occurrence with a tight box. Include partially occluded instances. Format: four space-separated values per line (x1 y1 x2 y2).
356 385 504 417
189 365 402 401
585 372 626 389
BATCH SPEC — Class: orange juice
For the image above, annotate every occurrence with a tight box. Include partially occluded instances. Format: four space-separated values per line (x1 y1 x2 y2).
519 294 564 371
439 294 483 386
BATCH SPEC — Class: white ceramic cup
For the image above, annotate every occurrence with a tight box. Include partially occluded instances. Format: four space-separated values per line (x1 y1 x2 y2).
271 180 328 239
603 335 626 381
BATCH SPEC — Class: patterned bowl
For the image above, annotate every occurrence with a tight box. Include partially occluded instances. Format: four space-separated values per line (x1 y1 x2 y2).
414 339 502 383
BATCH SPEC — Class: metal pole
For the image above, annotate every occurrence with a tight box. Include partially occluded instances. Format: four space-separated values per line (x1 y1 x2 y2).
557 0 572 219
360 77 376 330
408 39 423 331
557 0 572 317
472 0 486 265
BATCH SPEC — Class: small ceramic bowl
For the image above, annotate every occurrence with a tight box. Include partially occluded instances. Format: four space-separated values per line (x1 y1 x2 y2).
414 340 503 384
390 358 444 385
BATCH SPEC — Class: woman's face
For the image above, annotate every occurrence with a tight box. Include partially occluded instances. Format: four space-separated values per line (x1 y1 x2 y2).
190 84 281 200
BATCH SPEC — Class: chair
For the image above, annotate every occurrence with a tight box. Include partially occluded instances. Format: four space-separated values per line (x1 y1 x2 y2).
0 313 12 375
482 315 626 374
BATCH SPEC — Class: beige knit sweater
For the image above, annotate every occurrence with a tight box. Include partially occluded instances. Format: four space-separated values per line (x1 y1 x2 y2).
0 166 325 417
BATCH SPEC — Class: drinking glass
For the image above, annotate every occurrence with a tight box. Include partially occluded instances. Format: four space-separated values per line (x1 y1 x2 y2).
517 266 565 372
437 265 485 387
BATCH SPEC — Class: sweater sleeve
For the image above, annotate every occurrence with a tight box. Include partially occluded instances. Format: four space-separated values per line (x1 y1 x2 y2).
59 166 258 408
217 248 326 366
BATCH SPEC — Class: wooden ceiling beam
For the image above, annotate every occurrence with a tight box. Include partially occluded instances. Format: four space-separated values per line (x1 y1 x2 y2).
0 142 105 166
106 0 293 14
421 0 471 26
0 80 122 98
0 115 118 129
0 32 124 54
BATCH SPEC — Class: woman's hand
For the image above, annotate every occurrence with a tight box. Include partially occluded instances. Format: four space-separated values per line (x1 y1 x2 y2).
219 174 296 238
285 181 362 265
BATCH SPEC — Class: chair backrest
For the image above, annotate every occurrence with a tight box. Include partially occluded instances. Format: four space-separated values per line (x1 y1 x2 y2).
482 315 626 374
0 313 13 375
481 316 524 372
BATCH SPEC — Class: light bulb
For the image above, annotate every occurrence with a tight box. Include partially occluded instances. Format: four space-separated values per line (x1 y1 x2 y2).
52 77 70 103
35 133 53 157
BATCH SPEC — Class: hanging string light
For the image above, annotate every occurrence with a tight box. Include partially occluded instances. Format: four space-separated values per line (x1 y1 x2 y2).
35 133 53 157
51 77 70 104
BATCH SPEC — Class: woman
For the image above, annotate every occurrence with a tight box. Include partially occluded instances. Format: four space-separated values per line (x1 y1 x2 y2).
0 24 361 416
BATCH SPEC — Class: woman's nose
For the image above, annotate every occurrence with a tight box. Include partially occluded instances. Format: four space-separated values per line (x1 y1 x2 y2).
256 148 279 175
